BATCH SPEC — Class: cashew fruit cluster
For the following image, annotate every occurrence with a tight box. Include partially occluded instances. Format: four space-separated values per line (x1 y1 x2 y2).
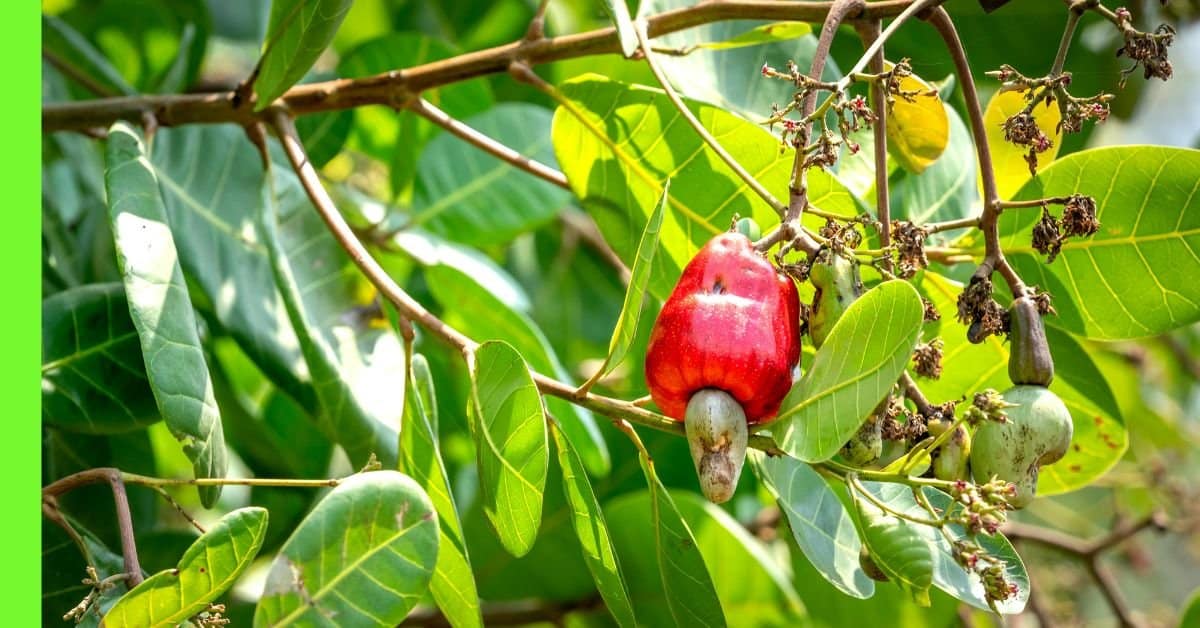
645 230 801 503
969 297 1072 508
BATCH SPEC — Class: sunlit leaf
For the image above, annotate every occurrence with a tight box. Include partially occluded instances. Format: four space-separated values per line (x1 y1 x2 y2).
254 472 438 626
253 0 353 109
400 352 483 628
105 508 267 627
999 146 1200 339
982 89 1063 200
693 21 813 51
882 64 948 174
468 341 549 558
775 281 925 462
105 122 227 506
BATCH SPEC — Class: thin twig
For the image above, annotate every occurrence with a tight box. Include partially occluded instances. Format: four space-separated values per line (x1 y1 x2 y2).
148 485 207 534
408 97 569 190
43 0 927 133
42 48 117 98
855 20 891 255
559 209 632 284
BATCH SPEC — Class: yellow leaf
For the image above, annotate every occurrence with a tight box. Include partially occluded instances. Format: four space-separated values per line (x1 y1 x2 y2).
981 89 1063 200
882 66 948 174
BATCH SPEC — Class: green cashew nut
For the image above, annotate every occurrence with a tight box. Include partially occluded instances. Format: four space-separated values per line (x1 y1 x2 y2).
969 385 1073 508
928 418 971 482
1008 296 1054 386
809 252 863 349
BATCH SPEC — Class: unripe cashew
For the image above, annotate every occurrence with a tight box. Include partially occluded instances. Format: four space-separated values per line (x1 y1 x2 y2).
969 385 1073 508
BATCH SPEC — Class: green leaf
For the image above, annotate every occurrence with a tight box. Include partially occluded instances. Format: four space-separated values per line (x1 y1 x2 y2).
999 146 1200 339
636 0 839 124
916 272 1127 497
104 507 268 627
693 21 814 51
295 106 353 169
982 89 1063 200
259 159 402 468
592 182 667 382
400 353 483 628
1181 587 1200 628
42 14 136 96
892 103 976 225
637 455 727 627
392 230 609 475
150 124 310 409
254 471 439 626
468 341 550 557
850 484 934 606
411 104 571 246
749 451 874 598
882 64 948 175
42 284 159 433
253 0 353 109
550 422 637 627
775 280 925 462
104 122 227 506
856 483 1029 613
552 74 862 299
602 0 638 57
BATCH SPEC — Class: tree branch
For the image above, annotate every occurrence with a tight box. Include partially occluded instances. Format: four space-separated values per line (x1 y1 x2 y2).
42 468 144 587
1003 512 1169 628
923 7 1026 295
43 0 924 133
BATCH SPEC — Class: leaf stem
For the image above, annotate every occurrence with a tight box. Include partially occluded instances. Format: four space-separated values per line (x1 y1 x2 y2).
848 473 945 526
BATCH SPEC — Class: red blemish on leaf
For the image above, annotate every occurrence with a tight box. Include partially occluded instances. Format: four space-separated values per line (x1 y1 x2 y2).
1069 465 1082 472
1093 416 1103 426
1073 444 1082 452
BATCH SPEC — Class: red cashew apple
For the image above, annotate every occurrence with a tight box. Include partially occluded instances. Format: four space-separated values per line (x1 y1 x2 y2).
644 232 802 502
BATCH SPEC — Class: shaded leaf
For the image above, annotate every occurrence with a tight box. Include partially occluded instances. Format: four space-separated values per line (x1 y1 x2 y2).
982 89 1063 200
857 482 1029 613
637 455 726 627
553 74 862 299
749 451 874 598
105 122 227 506
776 281 925 462
42 284 159 433
43 517 136 628
411 104 571 245
254 471 438 626
400 353 483 628
851 483 934 606
259 156 402 468
253 0 353 109
104 507 268 627
550 422 637 627
468 341 550 557
42 14 135 96
999 146 1200 339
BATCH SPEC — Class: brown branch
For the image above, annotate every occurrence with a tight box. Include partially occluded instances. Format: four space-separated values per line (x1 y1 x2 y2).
43 468 144 586
923 8 1026 295
855 20 891 253
43 0 923 133
1003 512 1169 628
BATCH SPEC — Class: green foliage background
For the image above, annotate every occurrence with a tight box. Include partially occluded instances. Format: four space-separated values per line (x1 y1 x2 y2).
40 0 1200 626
